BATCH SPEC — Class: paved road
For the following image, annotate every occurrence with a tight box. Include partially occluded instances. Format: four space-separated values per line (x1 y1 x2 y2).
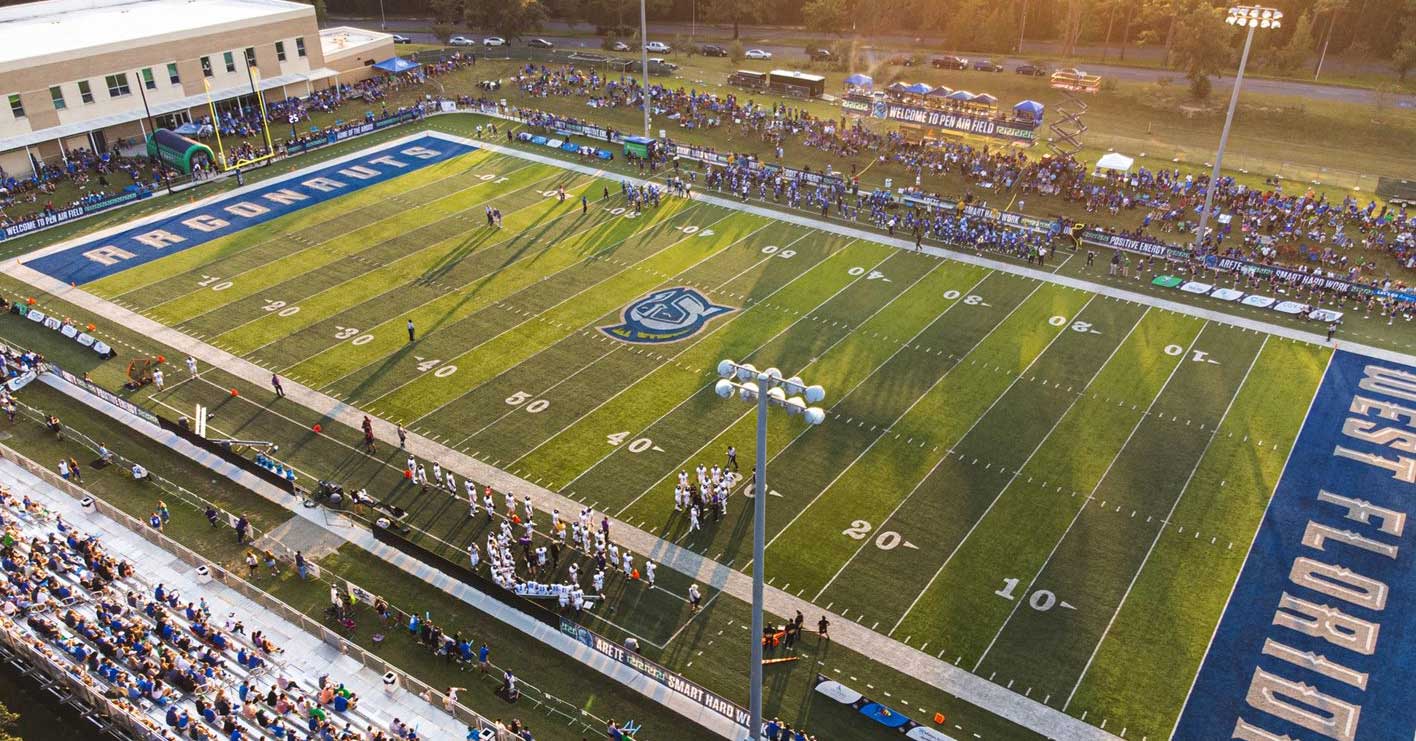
337 16 1416 107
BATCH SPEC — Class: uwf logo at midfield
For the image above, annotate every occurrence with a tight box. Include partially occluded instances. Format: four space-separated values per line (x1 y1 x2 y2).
601 287 732 344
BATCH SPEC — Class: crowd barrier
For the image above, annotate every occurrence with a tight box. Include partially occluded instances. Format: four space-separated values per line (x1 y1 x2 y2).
0 441 504 735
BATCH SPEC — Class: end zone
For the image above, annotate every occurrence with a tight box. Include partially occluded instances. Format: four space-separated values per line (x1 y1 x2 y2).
20 132 476 285
1175 349 1416 740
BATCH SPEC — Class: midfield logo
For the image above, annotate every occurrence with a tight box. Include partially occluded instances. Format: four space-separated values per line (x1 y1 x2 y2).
601 287 733 344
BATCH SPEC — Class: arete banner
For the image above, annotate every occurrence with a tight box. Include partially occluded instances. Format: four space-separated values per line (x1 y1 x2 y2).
1079 227 1416 303
558 617 750 727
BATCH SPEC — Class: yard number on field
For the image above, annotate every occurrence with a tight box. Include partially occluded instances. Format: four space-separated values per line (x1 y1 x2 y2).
476 174 509 183
414 356 458 378
841 520 918 551
505 390 550 413
1049 316 1101 334
334 326 375 346
848 267 891 282
605 431 664 453
943 290 987 306
198 275 233 291
994 577 1077 612
675 225 717 238
1164 344 1221 364
262 300 300 317
603 206 639 219
760 244 795 258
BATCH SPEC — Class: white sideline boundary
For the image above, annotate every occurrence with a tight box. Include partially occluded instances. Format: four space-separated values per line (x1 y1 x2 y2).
15 127 1408 741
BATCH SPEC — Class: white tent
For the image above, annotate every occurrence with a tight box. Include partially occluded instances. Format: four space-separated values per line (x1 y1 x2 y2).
1095 152 1135 174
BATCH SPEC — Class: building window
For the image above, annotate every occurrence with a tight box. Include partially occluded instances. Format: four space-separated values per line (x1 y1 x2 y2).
49 86 66 110
167 62 180 84
276 41 286 62
296 37 306 57
223 51 235 73
7 94 23 119
141 67 156 90
244 47 256 67
78 80 94 103
201 56 213 77
104 73 130 97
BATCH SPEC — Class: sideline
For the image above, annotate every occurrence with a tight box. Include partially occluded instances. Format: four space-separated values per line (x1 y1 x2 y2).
439 129 1416 369
2 131 1121 741
37 372 747 740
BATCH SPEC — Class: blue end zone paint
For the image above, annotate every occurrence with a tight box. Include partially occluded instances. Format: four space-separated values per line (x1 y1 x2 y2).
24 135 475 285
1175 349 1416 741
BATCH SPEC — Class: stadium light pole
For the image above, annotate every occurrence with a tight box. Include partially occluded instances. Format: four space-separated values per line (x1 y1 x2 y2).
1194 5 1281 250
640 0 651 138
714 361 826 741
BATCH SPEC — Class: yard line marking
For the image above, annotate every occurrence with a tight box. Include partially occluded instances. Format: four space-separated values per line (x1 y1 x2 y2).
525 230 872 491
762 276 1040 558
605 248 939 519
813 289 1093 602
154 159 549 320
1064 331 1263 714
974 321 1210 670
207 168 583 347
1166 348 1333 738
398 211 756 425
294 200 707 382
106 151 512 299
889 306 1151 634
449 226 809 450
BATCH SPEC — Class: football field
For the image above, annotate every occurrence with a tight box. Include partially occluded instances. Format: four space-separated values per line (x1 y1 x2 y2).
18 131 1415 740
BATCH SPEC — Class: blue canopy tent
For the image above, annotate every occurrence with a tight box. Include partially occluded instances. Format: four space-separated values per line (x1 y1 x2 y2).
373 57 421 74
886 81 911 93
926 86 953 97
946 90 975 102
904 82 934 95
972 93 998 106
844 73 874 90
1013 99 1045 122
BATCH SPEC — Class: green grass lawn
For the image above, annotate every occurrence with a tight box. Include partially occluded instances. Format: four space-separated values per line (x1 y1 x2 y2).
0 129 1391 740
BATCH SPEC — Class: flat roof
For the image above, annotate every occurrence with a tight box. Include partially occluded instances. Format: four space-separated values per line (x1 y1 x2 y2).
0 0 313 68
770 70 826 83
319 26 393 60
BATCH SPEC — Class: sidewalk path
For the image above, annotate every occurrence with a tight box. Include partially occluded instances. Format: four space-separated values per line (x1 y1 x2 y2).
33 127 1387 739
0 453 469 740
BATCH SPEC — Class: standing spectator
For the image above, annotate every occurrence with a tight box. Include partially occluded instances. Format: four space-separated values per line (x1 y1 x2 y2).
235 514 250 544
271 374 285 398
295 551 308 580
205 505 220 528
58 459 70 480
67 457 83 483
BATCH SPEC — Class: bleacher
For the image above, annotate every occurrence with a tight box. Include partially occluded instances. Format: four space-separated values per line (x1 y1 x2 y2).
0 456 471 741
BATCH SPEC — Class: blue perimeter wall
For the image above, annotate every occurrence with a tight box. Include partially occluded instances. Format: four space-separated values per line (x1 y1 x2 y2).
24 136 475 285
1175 348 1416 740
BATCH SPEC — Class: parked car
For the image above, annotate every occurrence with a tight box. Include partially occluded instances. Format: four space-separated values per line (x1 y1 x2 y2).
526 38 554 49
886 54 914 66
648 57 679 71
931 55 967 69
449 36 476 47
745 48 772 60
1056 67 1088 77
391 34 411 44
644 40 671 53
482 36 506 47
610 41 630 52
1014 62 1049 76
972 58 1003 72
808 47 833 62
700 43 728 57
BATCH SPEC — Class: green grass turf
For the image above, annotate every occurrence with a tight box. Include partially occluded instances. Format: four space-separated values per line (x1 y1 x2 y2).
0 134 1357 739
0 384 710 740
1065 337 1330 737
